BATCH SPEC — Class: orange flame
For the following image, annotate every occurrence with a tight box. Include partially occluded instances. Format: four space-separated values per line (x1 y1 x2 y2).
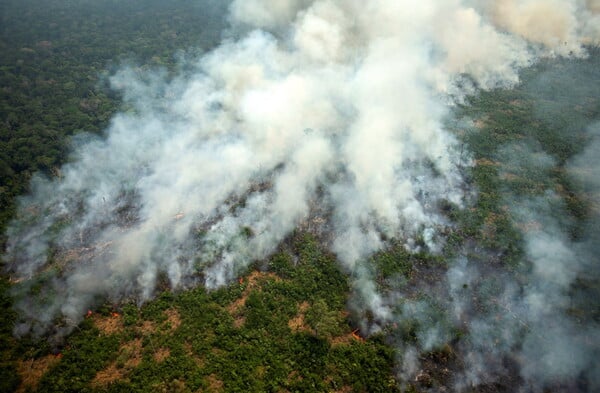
351 329 364 341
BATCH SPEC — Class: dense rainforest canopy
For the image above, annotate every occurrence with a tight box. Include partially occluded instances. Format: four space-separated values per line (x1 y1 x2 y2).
1 1 599 392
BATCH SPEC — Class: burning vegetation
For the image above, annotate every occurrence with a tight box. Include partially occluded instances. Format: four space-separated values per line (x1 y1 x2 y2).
1 1 599 392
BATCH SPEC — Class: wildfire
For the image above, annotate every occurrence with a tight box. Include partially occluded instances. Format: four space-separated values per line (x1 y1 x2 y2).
351 329 364 342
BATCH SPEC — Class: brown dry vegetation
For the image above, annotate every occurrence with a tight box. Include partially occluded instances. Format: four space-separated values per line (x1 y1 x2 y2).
329 332 356 347
137 319 157 335
475 158 499 166
91 308 182 386
473 118 487 129
286 370 303 385
58 241 114 268
205 374 224 393
184 342 206 368
499 172 522 182
92 338 143 387
92 363 126 387
515 220 543 233
482 212 503 239
153 347 171 363
16 354 62 393
93 313 124 335
228 271 281 312
163 308 181 331
288 302 357 346
227 271 281 328
287 301 310 333
232 314 246 328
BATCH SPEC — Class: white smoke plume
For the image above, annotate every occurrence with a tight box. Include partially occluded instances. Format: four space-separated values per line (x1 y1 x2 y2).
3 0 600 390
384 56 600 392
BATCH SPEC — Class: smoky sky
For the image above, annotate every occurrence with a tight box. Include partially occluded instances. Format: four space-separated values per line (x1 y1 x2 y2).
3 1 600 391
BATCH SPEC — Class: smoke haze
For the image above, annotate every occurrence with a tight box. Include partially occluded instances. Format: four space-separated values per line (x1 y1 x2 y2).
4 0 600 391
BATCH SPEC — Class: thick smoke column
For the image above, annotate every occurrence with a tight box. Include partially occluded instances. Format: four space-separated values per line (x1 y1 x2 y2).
389 48 600 391
3 0 600 390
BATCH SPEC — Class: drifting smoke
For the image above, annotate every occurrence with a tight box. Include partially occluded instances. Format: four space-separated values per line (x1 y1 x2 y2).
3 0 600 391
387 51 600 391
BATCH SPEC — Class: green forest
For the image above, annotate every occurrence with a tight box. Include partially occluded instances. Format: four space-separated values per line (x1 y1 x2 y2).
1 1 599 392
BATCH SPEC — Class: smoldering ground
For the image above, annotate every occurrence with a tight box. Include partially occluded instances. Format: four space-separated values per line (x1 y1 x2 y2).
3 0 600 391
